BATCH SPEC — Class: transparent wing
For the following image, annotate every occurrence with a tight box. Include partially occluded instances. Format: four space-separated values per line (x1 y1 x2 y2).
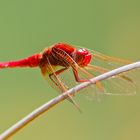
85 65 137 96
73 45 138 97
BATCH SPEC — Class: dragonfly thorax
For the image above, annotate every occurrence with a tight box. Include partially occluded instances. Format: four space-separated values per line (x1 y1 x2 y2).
40 43 92 68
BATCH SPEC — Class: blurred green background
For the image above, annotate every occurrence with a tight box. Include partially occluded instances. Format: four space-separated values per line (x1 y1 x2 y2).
0 0 140 140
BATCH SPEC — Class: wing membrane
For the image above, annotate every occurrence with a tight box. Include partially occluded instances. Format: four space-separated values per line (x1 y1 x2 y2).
74 45 137 97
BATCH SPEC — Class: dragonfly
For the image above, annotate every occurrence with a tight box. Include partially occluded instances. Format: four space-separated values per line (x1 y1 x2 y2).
0 43 136 111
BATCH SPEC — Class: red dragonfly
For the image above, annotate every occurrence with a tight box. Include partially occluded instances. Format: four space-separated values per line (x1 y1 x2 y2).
0 43 136 110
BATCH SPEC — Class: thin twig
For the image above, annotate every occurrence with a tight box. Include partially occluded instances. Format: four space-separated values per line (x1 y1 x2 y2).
0 61 140 140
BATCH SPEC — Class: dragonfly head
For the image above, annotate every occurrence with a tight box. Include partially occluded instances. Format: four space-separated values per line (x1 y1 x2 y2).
73 48 92 67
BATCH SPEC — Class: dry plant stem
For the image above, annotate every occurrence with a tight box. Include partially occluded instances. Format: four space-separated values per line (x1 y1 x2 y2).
0 61 140 140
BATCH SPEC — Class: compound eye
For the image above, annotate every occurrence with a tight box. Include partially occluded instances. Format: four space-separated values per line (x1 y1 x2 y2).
74 48 91 66
76 48 89 55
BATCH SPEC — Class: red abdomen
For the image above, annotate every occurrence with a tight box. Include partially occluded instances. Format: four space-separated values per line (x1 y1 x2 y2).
0 54 41 68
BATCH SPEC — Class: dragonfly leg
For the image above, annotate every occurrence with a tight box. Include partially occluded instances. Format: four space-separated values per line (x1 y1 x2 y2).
49 67 69 92
49 67 68 78
72 67 89 82
46 60 82 112
72 65 104 91
50 72 82 112
49 68 81 109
